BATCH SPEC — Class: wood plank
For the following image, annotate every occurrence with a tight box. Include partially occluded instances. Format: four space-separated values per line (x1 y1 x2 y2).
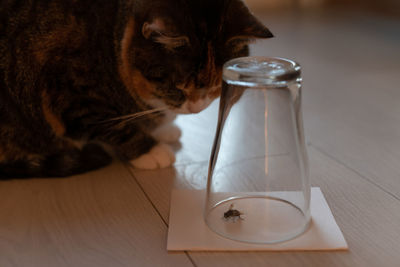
130 163 209 220
0 163 193 267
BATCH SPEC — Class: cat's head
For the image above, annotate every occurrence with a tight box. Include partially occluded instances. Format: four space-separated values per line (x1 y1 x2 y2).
119 0 273 114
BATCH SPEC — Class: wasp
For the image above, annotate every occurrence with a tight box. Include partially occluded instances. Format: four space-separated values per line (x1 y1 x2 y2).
223 204 244 221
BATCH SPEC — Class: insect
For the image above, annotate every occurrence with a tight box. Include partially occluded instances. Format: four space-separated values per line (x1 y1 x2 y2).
223 204 244 221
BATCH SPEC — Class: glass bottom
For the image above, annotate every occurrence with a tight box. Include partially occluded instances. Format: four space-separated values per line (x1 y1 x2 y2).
205 196 310 244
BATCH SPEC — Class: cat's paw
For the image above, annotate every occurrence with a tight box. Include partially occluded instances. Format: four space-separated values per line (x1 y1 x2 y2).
130 143 175 169
152 124 181 143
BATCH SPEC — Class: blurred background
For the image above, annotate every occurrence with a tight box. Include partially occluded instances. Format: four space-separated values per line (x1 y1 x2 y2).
245 0 400 16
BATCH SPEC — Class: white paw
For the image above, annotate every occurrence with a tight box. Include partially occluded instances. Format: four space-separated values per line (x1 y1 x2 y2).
152 124 181 143
130 143 175 169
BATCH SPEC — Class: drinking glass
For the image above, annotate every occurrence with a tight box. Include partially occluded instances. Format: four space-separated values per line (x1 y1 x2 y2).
204 57 311 244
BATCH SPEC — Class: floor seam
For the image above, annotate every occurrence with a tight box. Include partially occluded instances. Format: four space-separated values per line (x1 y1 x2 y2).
123 162 169 226
123 162 198 267
310 143 400 202
185 252 199 267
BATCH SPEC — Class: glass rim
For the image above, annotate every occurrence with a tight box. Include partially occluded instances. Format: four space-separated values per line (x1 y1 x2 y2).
223 56 301 86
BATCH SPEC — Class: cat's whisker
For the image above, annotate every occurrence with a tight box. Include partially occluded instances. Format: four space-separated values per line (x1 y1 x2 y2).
99 109 167 132
105 107 167 122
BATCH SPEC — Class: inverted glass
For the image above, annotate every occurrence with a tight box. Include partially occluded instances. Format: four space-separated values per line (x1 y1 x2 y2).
204 57 311 244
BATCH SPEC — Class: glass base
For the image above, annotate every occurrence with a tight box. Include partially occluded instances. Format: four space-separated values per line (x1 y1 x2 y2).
205 196 310 244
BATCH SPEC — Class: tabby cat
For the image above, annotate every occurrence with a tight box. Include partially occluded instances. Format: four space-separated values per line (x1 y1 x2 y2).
0 0 273 178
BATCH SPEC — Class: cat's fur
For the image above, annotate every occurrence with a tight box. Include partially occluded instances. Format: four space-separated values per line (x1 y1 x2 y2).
0 0 272 178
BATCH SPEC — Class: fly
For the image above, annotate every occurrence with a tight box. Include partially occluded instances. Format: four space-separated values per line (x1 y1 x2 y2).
223 204 244 221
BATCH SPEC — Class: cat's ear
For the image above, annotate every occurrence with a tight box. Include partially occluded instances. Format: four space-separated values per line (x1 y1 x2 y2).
142 19 189 50
225 0 273 43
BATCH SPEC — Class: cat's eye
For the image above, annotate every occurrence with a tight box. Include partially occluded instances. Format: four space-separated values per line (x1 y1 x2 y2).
226 37 251 47
151 32 190 52
226 37 251 53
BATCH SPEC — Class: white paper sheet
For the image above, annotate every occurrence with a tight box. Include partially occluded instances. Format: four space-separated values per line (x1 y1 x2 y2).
167 187 348 251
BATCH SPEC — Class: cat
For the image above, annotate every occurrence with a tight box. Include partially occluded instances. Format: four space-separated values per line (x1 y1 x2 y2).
0 0 273 178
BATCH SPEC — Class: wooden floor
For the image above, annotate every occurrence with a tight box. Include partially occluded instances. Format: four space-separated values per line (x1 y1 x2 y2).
1 8 400 267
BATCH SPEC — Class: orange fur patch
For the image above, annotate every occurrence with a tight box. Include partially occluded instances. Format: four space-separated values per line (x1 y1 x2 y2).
198 42 222 87
183 42 223 103
207 67 223 100
208 84 222 100
119 18 135 91
197 42 223 100
186 90 205 102
41 91 65 136
119 18 155 100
